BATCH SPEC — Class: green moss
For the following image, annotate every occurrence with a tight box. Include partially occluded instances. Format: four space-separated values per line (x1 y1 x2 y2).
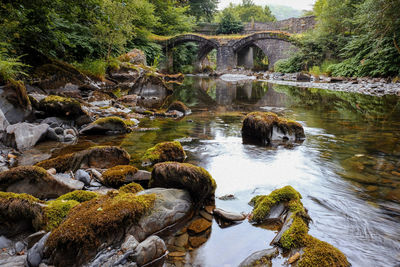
142 141 186 165
42 95 79 105
298 235 350 267
167 101 188 113
0 192 44 231
7 79 31 108
57 190 98 203
279 215 309 250
250 185 302 223
0 166 53 188
102 165 138 188
44 199 79 231
119 182 144 194
45 192 156 261
39 95 84 118
94 116 126 126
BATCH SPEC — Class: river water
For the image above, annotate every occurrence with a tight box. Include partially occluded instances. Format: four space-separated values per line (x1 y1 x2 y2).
62 77 400 266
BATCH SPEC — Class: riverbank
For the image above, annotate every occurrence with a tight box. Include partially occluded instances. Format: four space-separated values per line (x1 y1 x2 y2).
206 70 400 97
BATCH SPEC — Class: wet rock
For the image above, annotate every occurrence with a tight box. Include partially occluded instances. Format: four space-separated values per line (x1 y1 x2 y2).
213 208 246 222
3 123 49 151
0 166 76 199
14 241 25 254
218 194 236 200
79 116 130 135
0 235 12 248
0 255 27 267
27 231 47 249
0 81 32 124
242 112 305 146
296 73 311 82
121 235 139 252
238 248 278 267
0 109 9 132
36 146 130 173
131 235 167 266
132 188 192 241
188 218 212 234
27 232 50 267
38 95 86 119
75 169 91 186
174 233 189 247
142 141 186 167
288 252 300 264
188 230 210 248
118 94 138 107
52 173 85 191
199 210 213 221
150 162 216 206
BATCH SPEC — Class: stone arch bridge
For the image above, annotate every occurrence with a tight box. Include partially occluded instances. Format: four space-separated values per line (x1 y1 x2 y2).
158 31 297 72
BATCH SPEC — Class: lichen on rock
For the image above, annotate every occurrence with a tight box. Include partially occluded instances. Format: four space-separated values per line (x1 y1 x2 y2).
102 165 138 188
242 112 305 146
35 146 130 173
142 141 186 166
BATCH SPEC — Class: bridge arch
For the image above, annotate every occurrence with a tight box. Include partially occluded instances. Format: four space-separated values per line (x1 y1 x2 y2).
231 32 297 71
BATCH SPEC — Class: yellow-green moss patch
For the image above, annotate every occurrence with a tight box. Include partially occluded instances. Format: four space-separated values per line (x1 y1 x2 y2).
250 185 302 223
44 199 79 231
142 141 186 165
119 182 144 194
102 165 138 188
39 95 84 118
298 235 350 267
94 116 126 126
57 190 98 203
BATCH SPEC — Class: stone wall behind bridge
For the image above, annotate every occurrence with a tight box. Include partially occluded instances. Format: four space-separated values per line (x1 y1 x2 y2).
194 16 316 35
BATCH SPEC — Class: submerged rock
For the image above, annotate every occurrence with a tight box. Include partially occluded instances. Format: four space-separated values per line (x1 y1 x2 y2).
0 166 75 199
213 208 246 222
167 101 191 115
150 162 216 206
249 186 350 267
3 123 49 151
35 146 130 173
130 235 166 266
141 141 186 166
79 116 131 135
242 112 305 146
238 248 278 267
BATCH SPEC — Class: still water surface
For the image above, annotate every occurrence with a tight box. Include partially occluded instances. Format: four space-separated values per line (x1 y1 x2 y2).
68 77 400 266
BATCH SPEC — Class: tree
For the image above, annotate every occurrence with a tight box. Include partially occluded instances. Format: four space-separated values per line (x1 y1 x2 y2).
216 1 276 24
217 8 244 34
188 0 219 22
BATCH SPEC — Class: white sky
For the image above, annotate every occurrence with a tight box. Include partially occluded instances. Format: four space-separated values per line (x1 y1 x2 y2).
218 0 315 11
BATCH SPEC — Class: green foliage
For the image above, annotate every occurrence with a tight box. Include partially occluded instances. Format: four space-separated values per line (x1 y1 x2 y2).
73 58 107 79
217 8 244 34
216 1 276 24
0 44 29 83
274 56 303 73
187 0 219 22
172 42 199 73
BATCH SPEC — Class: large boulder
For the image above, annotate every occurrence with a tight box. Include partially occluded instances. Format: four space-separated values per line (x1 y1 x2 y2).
249 186 350 267
38 95 87 119
44 191 156 266
79 116 131 135
0 80 32 124
242 112 305 146
3 122 49 151
150 162 216 206
0 166 75 199
0 107 10 132
36 146 130 173
119 49 147 65
167 101 191 115
141 141 186 167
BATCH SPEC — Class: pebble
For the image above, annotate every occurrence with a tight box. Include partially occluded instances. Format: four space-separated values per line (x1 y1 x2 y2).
288 252 300 264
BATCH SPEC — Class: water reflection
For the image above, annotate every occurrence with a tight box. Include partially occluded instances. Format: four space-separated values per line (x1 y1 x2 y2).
56 77 400 266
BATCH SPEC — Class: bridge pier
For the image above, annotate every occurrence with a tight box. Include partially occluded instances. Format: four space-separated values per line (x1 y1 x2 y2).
237 46 254 69
217 46 236 72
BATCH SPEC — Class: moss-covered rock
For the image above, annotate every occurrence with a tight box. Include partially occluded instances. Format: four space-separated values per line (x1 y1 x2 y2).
0 166 75 199
242 112 305 146
150 162 216 206
250 186 349 267
45 191 156 266
0 192 44 236
57 190 98 203
79 116 131 135
141 141 186 166
5 79 31 109
167 101 190 114
119 182 144 194
44 199 79 231
36 146 130 173
102 165 138 188
39 95 86 119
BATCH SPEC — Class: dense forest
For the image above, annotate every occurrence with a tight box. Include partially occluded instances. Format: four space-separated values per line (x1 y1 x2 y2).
0 0 399 83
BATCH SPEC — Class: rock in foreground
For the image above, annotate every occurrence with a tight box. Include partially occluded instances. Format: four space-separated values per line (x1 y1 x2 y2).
150 162 216 206
141 141 186 166
242 112 305 146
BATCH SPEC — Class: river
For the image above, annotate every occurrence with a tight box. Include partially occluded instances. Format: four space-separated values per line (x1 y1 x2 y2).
57 76 400 266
